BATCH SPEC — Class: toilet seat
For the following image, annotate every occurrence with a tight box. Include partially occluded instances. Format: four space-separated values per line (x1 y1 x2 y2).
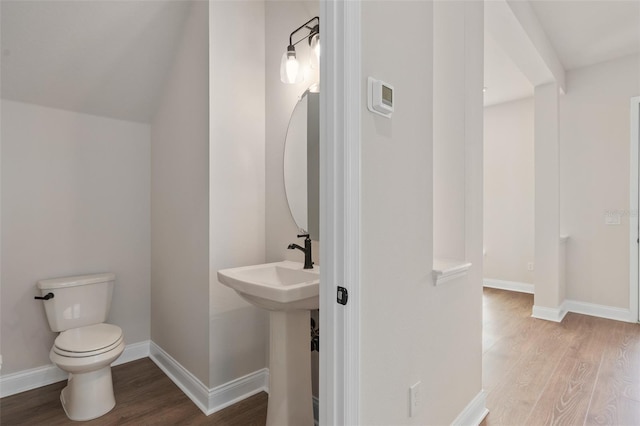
54 323 123 358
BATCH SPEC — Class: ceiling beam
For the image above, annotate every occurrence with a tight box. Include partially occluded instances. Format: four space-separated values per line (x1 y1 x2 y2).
486 0 566 93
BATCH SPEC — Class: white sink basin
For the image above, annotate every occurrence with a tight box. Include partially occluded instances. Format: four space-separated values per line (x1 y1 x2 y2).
217 261 319 311
218 260 319 425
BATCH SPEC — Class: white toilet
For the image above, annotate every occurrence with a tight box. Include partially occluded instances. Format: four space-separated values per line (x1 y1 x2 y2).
36 273 125 421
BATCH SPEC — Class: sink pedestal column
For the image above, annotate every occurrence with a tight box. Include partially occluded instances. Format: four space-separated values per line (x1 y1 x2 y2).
266 310 313 426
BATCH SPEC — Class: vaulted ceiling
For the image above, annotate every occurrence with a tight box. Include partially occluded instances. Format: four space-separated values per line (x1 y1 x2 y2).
530 0 640 71
1 1 192 123
1 1 638 116
485 0 640 106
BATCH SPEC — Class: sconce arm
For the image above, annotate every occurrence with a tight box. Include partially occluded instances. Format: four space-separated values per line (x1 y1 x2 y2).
289 16 320 47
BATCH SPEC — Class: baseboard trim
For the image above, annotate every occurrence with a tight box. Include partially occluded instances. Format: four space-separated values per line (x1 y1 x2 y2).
564 300 635 323
451 389 489 426
483 279 534 294
0 340 150 399
532 304 568 322
113 340 150 366
149 341 269 416
208 368 269 415
486 282 636 324
148 341 210 413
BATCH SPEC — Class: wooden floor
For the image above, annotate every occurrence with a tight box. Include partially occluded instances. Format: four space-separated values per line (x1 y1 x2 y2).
2 289 639 425
482 288 640 426
0 358 267 425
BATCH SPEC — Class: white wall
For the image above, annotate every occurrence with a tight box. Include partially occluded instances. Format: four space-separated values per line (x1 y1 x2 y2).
359 1 484 424
265 0 320 397
534 82 562 310
484 98 534 284
208 0 269 388
150 1 210 386
433 1 466 261
1 100 150 375
265 0 319 266
560 54 640 308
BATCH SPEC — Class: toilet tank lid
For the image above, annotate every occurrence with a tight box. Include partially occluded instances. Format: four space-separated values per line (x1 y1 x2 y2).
37 273 116 290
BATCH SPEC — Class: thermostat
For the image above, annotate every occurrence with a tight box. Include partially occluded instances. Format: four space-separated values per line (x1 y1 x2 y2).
367 77 394 118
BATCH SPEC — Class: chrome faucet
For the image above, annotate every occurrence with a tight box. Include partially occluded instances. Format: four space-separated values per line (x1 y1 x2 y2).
287 234 314 269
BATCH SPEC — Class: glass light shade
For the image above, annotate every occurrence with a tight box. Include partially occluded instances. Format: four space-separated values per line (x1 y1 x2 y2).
280 51 303 84
309 34 320 69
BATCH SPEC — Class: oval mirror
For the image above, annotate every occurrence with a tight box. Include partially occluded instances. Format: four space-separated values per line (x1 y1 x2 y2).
284 89 319 241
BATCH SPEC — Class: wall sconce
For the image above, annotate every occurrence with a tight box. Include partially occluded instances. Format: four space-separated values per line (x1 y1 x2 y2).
280 16 320 84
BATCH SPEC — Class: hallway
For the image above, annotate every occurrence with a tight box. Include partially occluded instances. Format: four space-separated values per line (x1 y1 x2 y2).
482 288 640 425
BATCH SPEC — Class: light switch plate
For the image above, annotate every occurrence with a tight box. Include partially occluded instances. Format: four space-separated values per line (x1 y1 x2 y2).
605 213 621 225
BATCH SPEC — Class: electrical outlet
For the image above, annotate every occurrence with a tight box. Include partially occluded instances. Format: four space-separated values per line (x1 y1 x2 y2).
527 262 534 271
409 381 421 417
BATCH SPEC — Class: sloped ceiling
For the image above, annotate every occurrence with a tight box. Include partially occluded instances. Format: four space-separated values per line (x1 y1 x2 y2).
484 31 533 107
1 1 192 123
485 0 640 106
3 1 637 114
530 0 640 70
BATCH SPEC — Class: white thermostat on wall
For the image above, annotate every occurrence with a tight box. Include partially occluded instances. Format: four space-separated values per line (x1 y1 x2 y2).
367 77 394 118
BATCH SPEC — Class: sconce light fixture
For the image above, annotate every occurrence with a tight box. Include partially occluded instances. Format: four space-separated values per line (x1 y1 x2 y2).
280 16 320 84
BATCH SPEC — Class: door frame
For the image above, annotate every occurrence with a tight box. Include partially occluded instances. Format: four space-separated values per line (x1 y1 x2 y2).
319 0 362 424
629 95 640 322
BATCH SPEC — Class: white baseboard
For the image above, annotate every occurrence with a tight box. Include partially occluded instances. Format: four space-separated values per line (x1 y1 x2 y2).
485 281 637 324
0 364 67 399
532 304 568 322
207 366 269 414
0 340 150 399
113 340 150 366
483 279 534 294
451 389 489 426
564 300 635 323
532 300 635 324
149 341 269 416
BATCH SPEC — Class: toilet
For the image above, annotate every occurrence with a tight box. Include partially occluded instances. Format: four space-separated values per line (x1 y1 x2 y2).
36 273 124 421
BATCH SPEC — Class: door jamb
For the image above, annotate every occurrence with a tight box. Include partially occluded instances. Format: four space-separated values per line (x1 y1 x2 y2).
629 96 639 322
319 0 362 424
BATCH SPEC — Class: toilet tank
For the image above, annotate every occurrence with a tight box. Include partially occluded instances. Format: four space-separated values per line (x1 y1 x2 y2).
37 273 116 332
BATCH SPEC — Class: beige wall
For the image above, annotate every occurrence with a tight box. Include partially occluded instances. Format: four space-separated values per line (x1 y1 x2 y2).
360 1 484 423
208 0 269 388
1 100 151 375
484 98 534 284
150 1 210 386
265 0 320 397
560 54 640 309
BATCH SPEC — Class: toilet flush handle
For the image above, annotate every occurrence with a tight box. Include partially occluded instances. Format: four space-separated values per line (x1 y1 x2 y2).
34 292 54 301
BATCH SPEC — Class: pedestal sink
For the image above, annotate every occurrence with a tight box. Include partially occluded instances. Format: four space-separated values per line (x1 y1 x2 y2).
217 261 319 426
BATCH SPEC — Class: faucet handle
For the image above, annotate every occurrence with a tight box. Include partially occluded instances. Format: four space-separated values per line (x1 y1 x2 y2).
297 233 310 239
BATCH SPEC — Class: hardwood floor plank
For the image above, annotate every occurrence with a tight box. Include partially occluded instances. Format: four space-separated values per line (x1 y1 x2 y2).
4 289 639 426
482 291 543 392
486 320 574 425
482 289 640 426
524 314 613 425
0 358 268 426
586 320 640 426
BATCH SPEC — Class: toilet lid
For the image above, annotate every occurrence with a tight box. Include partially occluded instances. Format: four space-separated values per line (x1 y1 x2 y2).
54 323 123 353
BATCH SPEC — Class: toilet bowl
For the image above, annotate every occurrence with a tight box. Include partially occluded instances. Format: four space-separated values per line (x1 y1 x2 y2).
50 323 125 421
36 273 124 421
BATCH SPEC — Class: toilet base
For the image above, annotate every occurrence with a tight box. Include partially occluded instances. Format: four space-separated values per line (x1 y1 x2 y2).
60 366 116 421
